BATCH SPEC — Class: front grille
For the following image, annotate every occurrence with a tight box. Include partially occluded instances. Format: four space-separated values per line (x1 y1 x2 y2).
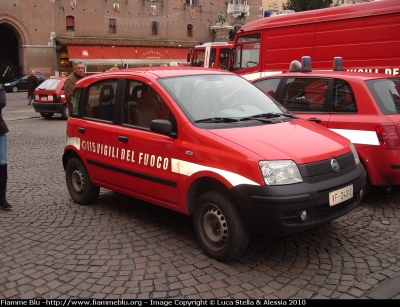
304 152 355 177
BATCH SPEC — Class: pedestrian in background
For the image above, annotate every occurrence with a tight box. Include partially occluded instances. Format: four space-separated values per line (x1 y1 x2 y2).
27 70 39 105
64 61 85 116
0 85 12 211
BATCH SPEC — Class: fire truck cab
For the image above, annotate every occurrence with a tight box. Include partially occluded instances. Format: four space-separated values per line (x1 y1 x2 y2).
189 42 233 70
191 0 400 80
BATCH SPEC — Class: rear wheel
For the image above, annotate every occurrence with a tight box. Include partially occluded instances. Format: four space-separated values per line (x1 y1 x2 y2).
193 191 249 261
12 86 18 93
61 104 69 120
66 157 100 205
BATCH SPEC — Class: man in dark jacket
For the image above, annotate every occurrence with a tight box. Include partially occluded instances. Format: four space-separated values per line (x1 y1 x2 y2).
27 70 39 105
64 61 85 116
0 86 12 210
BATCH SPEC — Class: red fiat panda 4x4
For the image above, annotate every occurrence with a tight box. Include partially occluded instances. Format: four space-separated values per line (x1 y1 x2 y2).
252 57 400 191
62 67 367 261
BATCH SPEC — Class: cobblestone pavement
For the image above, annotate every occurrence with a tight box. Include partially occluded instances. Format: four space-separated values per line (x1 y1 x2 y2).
1 92 399 300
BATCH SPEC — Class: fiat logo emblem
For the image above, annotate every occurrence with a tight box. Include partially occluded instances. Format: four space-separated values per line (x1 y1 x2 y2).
331 158 340 172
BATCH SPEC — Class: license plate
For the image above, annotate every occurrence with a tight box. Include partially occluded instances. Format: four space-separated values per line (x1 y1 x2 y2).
41 97 47 101
329 184 353 206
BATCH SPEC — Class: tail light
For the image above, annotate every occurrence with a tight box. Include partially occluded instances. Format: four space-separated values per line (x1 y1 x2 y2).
375 125 400 149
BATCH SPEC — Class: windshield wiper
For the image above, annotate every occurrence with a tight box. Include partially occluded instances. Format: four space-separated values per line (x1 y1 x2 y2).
194 113 297 124
250 112 298 119
194 117 240 123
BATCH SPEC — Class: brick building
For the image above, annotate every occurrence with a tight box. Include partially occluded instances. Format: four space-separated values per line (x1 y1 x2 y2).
0 0 263 79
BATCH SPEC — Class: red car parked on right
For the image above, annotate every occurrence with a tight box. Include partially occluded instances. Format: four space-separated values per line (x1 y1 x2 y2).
252 57 400 191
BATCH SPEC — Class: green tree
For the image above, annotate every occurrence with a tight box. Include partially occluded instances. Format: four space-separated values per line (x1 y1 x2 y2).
282 0 334 11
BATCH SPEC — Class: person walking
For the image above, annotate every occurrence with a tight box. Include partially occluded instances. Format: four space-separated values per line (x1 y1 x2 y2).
27 70 39 105
64 61 85 116
0 85 12 211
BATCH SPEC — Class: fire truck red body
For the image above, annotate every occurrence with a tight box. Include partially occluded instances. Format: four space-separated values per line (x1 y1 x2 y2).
189 0 400 79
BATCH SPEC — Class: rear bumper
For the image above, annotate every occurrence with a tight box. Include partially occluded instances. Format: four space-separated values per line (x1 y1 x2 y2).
33 102 65 113
358 146 400 186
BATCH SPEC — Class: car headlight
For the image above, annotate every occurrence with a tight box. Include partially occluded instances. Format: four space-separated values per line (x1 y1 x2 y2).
5 83 10 86
349 143 360 165
259 160 303 185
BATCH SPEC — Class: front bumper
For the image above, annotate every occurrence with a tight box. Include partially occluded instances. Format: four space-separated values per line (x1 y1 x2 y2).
232 163 367 236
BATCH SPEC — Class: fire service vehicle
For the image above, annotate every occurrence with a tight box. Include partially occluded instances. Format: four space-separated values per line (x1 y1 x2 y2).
63 67 367 261
189 0 400 79
252 56 400 190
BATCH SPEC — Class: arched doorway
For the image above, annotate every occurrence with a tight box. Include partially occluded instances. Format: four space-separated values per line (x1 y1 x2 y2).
0 23 21 83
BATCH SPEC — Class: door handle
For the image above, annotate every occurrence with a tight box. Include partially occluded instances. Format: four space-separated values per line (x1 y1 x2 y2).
307 117 322 123
118 136 128 143
78 127 86 133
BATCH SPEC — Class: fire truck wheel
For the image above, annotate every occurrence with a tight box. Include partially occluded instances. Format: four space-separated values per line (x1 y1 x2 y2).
193 191 249 261
66 157 100 205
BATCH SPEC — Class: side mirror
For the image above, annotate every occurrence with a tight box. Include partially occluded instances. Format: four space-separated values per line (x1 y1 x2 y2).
150 119 177 138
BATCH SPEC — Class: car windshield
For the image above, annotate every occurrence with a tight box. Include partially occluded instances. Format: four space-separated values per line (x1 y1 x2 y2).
366 78 400 115
158 74 290 123
37 79 61 90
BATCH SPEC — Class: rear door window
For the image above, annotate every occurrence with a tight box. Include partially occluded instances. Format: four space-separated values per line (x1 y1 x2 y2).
280 77 328 112
332 79 357 112
84 80 118 122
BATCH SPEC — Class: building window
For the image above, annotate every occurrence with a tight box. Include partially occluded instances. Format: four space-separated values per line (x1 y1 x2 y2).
152 21 158 35
109 18 116 34
66 16 74 32
229 0 247 4
187 24 193 37
186 0 197 6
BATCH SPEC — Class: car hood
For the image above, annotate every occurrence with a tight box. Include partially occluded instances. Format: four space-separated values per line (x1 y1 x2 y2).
5 80 18 85
207 119 352 164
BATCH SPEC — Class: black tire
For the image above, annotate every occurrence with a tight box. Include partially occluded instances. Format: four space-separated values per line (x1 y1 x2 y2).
193 191 249 261
61 104 69 120
12 86 18 93
65 157 100 205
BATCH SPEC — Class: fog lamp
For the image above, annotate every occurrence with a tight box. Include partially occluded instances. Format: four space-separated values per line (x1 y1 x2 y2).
299 210 308 222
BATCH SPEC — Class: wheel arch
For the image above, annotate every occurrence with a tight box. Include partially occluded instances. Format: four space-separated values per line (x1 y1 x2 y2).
62 149 83 171
186 176 239 216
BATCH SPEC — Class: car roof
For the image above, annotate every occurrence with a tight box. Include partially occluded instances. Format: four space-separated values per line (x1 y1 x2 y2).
255 70 398 81
47 76 67 80
76 67 234 87
239 0 399 33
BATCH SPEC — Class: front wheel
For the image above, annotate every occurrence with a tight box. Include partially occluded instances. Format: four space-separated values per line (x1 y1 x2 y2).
61 104 69 120
193 191 249 261
66 157 100 205
12 86 18 93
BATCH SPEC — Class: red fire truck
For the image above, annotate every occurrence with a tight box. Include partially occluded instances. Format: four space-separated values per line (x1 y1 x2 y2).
189 0 400 80
189 41 233 70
